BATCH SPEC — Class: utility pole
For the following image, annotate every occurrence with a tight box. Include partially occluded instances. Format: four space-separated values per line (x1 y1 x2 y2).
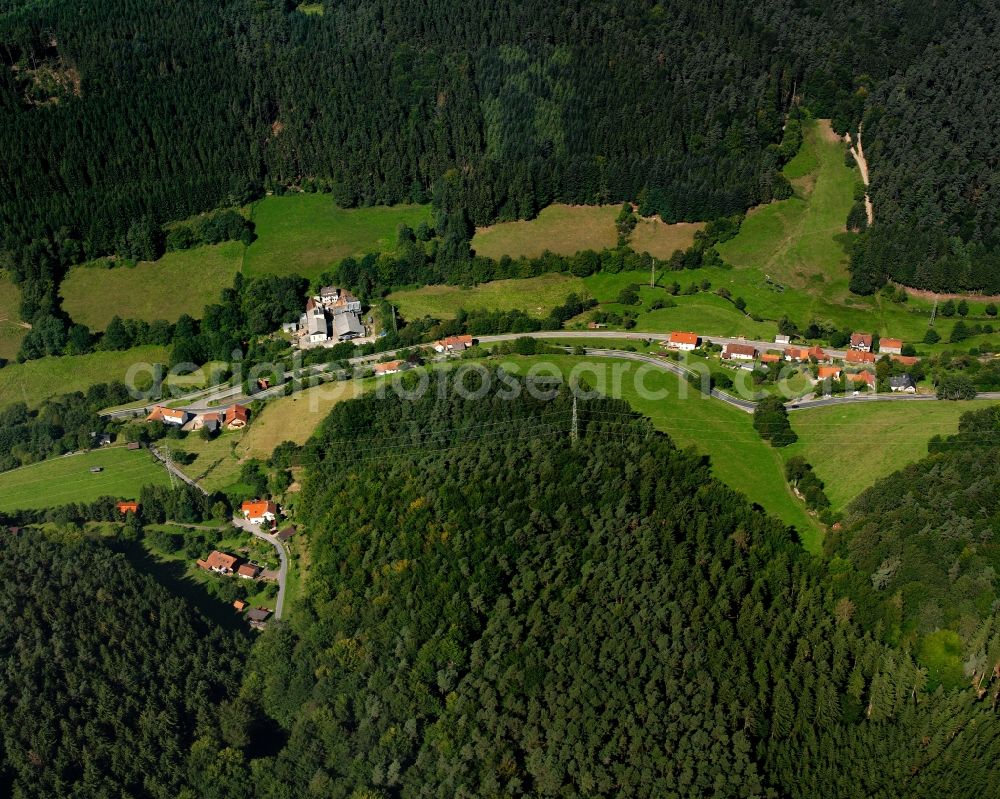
570 394 579 444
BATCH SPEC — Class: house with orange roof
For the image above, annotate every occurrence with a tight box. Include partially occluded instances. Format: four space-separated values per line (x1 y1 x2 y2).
373 360 408 376
233 599 248 612
891 354 919 367
879 337 903 355
187 412 222 433
224 404 250 430
760 352 781 364
784 347 810 362
846 349 876 364
116 500 139 515
241 499 277 525
433 334 474 353
848 372 876 388
668 331 700 351
146 405 189 426
197 551 238 575
808 346 831 363
817 365 842 380
238 563 261 580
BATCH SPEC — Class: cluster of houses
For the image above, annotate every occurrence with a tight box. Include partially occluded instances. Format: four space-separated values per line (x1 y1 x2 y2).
667 330 920 392
283 285 365 346
197 549 264 581
146 403 250 432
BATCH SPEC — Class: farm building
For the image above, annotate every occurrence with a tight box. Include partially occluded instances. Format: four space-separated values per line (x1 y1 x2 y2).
434 334 474 353
722 343 757 361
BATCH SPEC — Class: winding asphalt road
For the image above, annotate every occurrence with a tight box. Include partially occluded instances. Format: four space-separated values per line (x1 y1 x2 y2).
232 516 288 621
104 329 1000 420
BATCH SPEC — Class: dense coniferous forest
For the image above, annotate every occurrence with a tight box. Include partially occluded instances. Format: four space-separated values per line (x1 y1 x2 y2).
0 534 247 797
5 0 1000 318
216 372 1000 797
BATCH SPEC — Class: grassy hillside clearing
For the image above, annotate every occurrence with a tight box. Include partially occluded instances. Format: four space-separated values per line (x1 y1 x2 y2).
0 272 26 360
0 447 169 512
61 243 243 331
239 379 368 457
242 195 432 280
784 398 1000 510
0 345 168 410
388 273 587 320
473 205 619 259
629 218 703 258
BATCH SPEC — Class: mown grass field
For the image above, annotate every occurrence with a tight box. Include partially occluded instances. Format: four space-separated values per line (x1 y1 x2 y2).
172 430 247 494
389 273 587 320
629 218 703 258
240 379 368 457
61 243 243 330
0 447 169 512
0 272 26 360
242 194 432 280
0 345 169 409
785 398 1000 511
473 204 620 259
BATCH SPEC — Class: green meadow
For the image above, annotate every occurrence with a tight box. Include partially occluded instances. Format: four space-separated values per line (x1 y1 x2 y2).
242 194 432 280
473 204 620 259
0 447 169 512
784 398 1000 511
389 273 587 320
0 345 168 409
61 243 243 330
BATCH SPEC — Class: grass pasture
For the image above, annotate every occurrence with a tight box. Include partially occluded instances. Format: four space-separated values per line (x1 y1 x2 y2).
629 218 703 258
0 345 169 409
0 272 26 360
785 398 1000 511
389 273 587 320
0 447 169 512
61 243 243 330
240 379 367 457
242 194 432 280
473 204 620 259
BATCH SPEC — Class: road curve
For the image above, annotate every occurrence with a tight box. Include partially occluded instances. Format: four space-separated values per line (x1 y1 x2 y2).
232 516 288 621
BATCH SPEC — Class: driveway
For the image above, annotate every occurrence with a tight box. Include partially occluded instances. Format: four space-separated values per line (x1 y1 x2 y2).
232 516 289 621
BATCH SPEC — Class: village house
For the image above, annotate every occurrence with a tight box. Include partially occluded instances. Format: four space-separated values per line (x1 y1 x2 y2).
247 607 272 629
722 343 757 361
186 411 222 433
197 550 238 575
784 347 809 362
116 500 139 515
817 365 842 380
846 349 876 365
146 405 190 426
434 334 474 353
760 352 781 364
892 354 920 367
879 337 904 355
373 360 408 376
224 404 250 430
241 499 277 525
238 563 261 580
233 599 248 613
808 346 830 363
848 372 876 388
668 331 700 351
890 375 917 393
850 332 873 351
